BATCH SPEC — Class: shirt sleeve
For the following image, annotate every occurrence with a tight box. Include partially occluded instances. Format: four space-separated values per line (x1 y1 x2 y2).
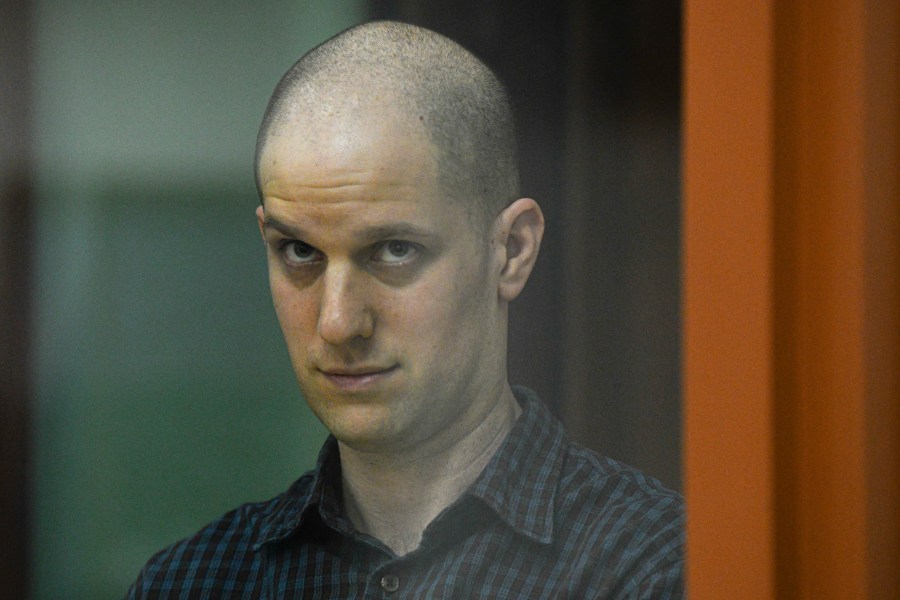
598 493 686 600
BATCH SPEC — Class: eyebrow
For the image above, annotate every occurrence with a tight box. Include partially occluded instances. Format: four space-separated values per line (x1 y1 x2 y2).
262 217 307 239
261 216 440 243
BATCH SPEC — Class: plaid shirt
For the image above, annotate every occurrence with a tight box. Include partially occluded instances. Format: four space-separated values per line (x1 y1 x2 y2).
127 387 684 599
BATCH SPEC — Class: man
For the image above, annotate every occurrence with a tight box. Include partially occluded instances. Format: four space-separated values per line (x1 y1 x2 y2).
128 20 683 599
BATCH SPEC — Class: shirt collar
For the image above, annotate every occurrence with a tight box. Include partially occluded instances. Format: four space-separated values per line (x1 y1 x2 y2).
253 436 344 550
253 385 567 549
464 385 566 545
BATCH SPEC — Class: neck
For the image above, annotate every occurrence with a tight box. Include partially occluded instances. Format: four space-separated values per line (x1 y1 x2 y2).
337 384 521 556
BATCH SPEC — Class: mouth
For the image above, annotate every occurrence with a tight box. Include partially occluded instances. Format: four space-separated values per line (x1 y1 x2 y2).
317 365 399 392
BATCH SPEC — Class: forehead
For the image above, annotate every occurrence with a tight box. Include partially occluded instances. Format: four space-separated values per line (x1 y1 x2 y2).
258 108 478 243
259 103 437 195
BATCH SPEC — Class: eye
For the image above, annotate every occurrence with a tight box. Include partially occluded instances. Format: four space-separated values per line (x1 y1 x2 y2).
281 240 323 266
374 240 417 264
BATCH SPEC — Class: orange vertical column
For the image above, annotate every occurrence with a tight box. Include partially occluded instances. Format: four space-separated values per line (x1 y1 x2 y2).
771 0 900 597
683 1 777 598
684 0 900 598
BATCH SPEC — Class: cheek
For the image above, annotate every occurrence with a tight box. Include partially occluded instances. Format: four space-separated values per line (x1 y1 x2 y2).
399 269 491 351
270 276 317 337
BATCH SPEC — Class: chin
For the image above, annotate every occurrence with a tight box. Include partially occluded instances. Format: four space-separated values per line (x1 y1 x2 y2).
309 398 400 447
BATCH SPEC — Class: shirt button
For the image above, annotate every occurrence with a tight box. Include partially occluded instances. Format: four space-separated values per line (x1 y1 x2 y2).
380 574 400 592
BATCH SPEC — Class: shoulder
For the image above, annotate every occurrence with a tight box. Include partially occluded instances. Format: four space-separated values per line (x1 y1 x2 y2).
558 442 684 521
554 444 684 596
126 472 315 599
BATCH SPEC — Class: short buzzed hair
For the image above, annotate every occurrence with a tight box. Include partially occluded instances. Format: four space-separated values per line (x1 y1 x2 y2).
255 21 520 223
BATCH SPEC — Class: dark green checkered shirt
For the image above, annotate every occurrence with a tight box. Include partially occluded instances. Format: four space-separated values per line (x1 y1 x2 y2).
128 386 684 599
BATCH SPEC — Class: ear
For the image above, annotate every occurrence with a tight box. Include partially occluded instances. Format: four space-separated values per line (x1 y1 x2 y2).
494 198 545 302
255 205 266 241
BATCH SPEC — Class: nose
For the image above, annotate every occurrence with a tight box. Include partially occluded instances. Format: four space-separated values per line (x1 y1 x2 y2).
317 264 374 345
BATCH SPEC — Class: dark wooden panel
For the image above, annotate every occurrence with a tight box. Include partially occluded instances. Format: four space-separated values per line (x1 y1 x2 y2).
561 0 682 489
0 0 34 596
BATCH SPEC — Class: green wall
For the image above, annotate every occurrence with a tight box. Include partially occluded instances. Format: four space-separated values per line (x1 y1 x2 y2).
30 2 365 598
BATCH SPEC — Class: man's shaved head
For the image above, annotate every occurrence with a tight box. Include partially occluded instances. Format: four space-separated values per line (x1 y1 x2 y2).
255 21 520 222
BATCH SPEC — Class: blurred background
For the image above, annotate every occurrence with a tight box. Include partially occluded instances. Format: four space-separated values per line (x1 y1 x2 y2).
1 0 681 597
